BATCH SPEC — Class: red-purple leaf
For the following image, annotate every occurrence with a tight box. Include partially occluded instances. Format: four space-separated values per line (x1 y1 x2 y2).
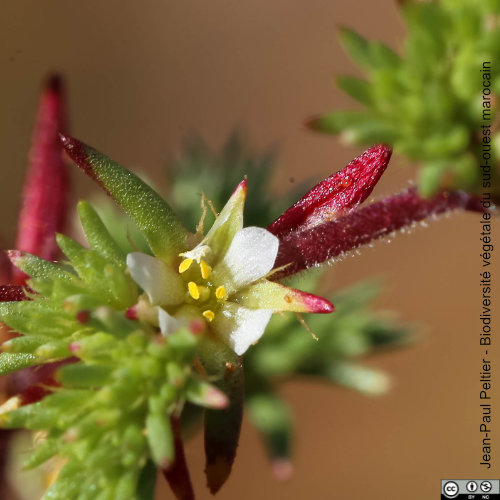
0 285 31 302
162 417 195 500
13 75 69 285
268 144 391 236
272 188 483 279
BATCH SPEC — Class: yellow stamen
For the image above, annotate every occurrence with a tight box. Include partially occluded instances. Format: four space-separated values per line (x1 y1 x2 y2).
200 259 212 279
179 258 193 273
215 285 227 300
188 281 200 300
202 310 215 322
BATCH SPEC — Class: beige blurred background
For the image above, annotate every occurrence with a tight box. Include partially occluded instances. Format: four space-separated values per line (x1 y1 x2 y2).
0 1 498 499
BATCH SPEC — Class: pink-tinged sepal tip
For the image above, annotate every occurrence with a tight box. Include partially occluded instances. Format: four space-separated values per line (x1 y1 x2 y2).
271 459 294 482
268 144 392 236
125 306 138 320
302 292 335 313
304 115 323 131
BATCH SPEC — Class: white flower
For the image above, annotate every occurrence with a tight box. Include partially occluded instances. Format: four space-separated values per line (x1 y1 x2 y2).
127 180 333 355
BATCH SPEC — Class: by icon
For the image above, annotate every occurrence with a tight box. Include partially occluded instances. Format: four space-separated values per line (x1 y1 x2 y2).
443 481 459 498
466 481 478 492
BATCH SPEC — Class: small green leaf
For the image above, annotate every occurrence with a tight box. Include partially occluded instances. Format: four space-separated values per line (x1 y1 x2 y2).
246 392 292 469
57 363 112 388
145 412 174 468
78 201 126 268
0 352 36 375
339 27 372 69
336 75 372 105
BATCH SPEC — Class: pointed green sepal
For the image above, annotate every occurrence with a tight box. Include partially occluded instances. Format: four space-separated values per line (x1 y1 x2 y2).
61 135 187 261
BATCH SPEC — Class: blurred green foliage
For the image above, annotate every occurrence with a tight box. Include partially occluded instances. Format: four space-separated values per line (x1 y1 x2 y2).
311 0 500 196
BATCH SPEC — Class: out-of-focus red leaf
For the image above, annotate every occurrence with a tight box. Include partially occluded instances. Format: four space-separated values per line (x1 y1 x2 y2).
12 74 69 285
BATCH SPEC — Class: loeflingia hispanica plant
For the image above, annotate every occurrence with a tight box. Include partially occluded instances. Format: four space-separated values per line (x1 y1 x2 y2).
0 76 483 500
0 0 496 497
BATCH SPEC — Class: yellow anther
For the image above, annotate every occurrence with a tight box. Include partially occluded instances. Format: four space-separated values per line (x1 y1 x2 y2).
178 258 193 273
188 281 200 300
215 286 227 300
202 310 215 322
200 259 212 279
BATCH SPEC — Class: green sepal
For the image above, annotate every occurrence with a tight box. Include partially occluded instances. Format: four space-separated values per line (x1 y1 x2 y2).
61 136 187 261
77 201 126 268
0 352 37 375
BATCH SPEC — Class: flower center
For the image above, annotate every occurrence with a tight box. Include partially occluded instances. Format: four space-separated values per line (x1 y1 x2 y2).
178 251 228 323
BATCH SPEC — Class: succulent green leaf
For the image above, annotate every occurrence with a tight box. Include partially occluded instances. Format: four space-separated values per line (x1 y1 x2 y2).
145 411 174 468
0 352 36 375
57 363 112 388
78 201 126 268
336 75 373 105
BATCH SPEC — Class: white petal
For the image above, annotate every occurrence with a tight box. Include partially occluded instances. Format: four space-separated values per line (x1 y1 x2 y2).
127 252 184 306
214 227 279 293
157 307 185 335
212 302 273 355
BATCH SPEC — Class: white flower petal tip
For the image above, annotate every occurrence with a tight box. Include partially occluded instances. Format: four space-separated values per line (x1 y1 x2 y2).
126 252 184 306
158 308 185 335
219 227 279 291
213 304 273 355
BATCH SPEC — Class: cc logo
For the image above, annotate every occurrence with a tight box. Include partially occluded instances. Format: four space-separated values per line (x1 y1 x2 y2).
443 481 459 498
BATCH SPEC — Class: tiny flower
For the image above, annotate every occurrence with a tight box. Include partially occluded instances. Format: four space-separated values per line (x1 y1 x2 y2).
127 179 334 356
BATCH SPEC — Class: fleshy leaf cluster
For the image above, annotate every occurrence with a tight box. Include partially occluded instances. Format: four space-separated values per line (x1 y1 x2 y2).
0 202 226 500
310 0 500 196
